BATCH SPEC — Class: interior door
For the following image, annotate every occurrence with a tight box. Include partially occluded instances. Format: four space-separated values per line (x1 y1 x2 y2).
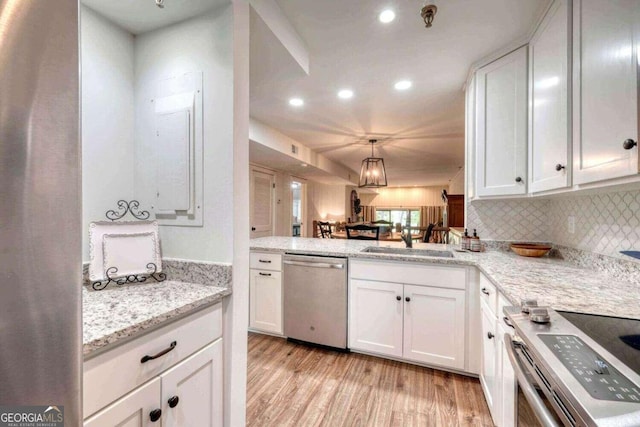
250 169 275 239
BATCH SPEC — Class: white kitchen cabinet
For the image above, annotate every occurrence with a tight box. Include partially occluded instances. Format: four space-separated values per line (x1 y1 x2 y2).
475 46 528 197
497 316 517 427
249 251 283 335
572 0 640 185
349 261 468 371
403 284 466 370
85 341 223 427
84 378 161 427
529 0 572 193
349 279 403 358
249 269 283 335
161 340 223 427
480 300 498 418
465 75 476 200
83 304 224 425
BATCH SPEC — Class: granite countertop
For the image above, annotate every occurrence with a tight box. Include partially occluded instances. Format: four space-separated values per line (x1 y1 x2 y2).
83 280 231 357
250 237 640 320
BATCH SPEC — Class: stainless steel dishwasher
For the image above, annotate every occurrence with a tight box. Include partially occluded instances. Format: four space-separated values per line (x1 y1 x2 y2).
283 254 348 350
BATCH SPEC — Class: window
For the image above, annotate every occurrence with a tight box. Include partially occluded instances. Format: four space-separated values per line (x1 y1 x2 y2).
375 209 420 227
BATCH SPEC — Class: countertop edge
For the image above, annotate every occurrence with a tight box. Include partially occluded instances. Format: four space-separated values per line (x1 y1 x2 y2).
83 287 232 359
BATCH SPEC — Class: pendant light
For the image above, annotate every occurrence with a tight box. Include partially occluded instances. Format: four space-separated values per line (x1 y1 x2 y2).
358 139 388 188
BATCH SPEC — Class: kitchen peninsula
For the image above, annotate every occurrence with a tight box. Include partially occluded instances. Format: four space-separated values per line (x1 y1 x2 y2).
251 236 640 320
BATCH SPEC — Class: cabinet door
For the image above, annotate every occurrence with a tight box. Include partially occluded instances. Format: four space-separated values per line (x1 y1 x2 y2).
529 0 572 193
573 0 639 184
403 285 466 370
349 279 403 357
476 46 528 196
466 75 476 199
84 378 160 427
249 269 283 334
480 302 498 420
498 320 517 427
161 339 223 427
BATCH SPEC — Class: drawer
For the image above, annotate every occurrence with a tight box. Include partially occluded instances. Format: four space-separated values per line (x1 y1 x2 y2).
479 274 497 317
250 252 282 271
350 260 466 290
83 303 222 417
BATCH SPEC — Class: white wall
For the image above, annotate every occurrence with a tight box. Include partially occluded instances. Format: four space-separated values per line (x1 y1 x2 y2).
449 168 465 195
306 182 347 235
134 7 235 262
81 6 135 262
230 2 250 426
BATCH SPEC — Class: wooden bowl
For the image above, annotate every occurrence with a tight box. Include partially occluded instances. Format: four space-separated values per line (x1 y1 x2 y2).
510 243 552 258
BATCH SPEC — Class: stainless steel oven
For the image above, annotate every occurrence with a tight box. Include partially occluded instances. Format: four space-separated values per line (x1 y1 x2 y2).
504 305 640 427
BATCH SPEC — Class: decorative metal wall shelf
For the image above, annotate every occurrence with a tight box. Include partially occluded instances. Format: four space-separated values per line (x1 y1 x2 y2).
91 200 167 290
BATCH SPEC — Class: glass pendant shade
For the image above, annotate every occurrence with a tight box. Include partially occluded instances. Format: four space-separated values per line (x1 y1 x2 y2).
358 157 388 188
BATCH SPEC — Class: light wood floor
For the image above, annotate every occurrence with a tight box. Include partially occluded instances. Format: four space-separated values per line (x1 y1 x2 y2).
246 333 494 427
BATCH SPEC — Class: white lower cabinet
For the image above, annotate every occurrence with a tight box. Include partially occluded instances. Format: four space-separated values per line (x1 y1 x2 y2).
349 279 403 357
497 317 517 427
249 251 283 335
83 304 223 426
480 300 498 415
161 340 223 427
249 269 283 334
479 277 519 427
84 378 160 427
349 261 468 371
403 284 466 370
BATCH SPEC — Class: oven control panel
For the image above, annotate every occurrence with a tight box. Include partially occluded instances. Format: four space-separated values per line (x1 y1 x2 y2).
540 335 640 403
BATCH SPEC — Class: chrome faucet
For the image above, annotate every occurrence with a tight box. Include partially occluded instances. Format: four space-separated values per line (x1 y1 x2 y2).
401 232 413 248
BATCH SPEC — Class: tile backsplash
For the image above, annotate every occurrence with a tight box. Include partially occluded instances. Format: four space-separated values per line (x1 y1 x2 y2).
468 189 640 262
467 198 550 242
548 191 640 261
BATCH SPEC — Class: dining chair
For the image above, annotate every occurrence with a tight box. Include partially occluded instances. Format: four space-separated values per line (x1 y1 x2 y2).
345 224 380 240
317 221 333 239
422 223 435 243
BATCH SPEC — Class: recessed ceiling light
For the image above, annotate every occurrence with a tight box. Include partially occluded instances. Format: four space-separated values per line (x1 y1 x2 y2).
394 80 412 91
289 98 304 107
379 9 396 23
300 163 308 167
338 89 354 99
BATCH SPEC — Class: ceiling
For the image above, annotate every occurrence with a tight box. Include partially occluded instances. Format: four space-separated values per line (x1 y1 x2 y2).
249 141 354 186
82 0 229 34
250 0 551 187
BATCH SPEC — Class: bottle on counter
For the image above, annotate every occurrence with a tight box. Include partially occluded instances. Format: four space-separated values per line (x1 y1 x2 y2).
470 229 481 252
462 229 470 251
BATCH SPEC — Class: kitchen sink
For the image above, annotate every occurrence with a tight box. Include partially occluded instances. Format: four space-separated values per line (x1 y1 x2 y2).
362 247 454 258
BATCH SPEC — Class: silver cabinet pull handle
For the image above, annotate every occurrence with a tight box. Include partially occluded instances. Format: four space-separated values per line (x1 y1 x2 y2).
504 335 560 427
259 272 271 277
258 259 272 263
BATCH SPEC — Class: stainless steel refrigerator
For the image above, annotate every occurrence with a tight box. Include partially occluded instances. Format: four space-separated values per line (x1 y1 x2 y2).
0 0 81 425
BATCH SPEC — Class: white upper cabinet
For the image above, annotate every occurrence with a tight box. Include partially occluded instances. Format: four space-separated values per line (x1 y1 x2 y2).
475 46 528 197
529 0 572 193
572 0 639 185
465 75 476 200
